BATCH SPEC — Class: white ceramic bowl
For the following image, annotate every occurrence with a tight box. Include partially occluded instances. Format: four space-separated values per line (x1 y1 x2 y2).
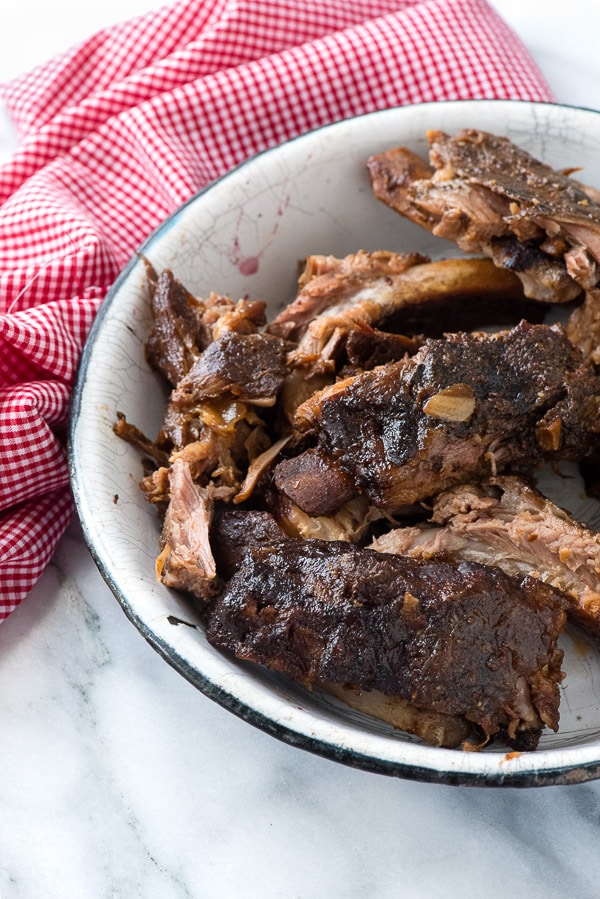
70 99 600 786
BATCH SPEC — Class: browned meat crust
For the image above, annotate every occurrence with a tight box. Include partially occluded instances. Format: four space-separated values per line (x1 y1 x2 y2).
206 538 567 748
120 128 600 751
157 332 289 483
280 322 600 514
171 331 290 404
273 448 358 516
210 508 286 581
344 323 421 369
145 268 266 386
367 130 600 303
371 475 600 639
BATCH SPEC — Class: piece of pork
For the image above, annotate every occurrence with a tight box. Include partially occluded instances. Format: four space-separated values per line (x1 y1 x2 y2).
145 268 266 386
320 683 472 748
210 508 286 581
208 508 471 746
271 493 385 543
156 331 289 494
367 130 600 303
155 457 222 600
269 251 529 374
268 250 426 341
276 322 600 515
206 538 567 749
170 331 290 405
129 336 289 500
371 475 600 640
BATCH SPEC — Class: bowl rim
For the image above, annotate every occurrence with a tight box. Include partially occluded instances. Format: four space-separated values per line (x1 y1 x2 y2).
69 97 600 787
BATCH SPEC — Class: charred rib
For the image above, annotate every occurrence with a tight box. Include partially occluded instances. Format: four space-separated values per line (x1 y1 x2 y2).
367 130 600 302
206 538 567 748
284 322 600 514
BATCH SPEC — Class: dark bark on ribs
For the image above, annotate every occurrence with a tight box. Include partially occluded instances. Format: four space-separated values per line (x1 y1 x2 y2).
170 332 289 404
367 130 600 303
209 511 475 746
206 538 567 747
371 475 600 640
145 269 266 386
345 323 422 369
280 322 600 514
210 508 285 581
145 269 206 386
273 448 358 516
161 331 288 455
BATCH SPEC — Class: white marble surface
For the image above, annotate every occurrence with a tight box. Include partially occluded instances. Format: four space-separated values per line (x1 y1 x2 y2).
3 2 600 897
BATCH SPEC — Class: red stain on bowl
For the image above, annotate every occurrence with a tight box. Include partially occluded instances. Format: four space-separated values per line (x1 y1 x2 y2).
238 256 259 275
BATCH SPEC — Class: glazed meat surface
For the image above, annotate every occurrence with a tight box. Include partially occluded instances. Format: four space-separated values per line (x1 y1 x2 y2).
367 129 600 303
160 331 288 472
167 331 289 410
279 322 600 514
146 268 266 386
206 538 567 748
210 508 286 581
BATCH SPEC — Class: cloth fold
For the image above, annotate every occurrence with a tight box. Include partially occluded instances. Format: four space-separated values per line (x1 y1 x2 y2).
0 0 553 619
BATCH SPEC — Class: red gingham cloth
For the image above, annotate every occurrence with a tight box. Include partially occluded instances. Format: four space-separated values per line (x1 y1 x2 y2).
0 0 553 620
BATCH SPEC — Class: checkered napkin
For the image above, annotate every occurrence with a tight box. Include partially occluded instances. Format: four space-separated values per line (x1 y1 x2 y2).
0 0 552 620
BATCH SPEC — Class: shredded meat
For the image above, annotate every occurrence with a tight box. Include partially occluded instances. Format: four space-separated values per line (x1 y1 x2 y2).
271 494 384 543
367 129 600 303
269 252 529 374
118 130 600 751
156 458 221 600
268 250 427 341
145 268 266 386
371 475 600 639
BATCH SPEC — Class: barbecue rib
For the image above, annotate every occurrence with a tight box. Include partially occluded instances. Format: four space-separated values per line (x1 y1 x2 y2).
371 475 600 639
206 538 567 749
275 322 600 515
268 251 532 374
367 129 600 303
